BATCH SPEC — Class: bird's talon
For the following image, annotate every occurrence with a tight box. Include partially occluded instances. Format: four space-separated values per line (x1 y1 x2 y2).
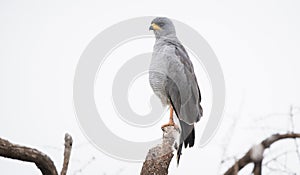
161 122 178 130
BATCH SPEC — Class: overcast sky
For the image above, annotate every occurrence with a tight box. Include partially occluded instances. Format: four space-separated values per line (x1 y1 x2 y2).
1 0 300 174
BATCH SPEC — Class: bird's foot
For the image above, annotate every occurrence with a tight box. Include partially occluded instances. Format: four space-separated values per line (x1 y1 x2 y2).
161 122 179 131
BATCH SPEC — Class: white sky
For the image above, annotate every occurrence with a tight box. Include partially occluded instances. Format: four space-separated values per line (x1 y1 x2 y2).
1 0 300 174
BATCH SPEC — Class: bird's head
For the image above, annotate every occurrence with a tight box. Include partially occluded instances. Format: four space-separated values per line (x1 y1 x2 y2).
149 17 176 39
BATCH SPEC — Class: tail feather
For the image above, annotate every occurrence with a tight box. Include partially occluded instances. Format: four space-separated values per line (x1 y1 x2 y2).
176 124 195 166
176 143 183 166
184 127 195 148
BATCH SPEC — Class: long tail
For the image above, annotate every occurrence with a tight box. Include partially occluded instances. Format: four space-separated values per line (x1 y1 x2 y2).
176 121 195 166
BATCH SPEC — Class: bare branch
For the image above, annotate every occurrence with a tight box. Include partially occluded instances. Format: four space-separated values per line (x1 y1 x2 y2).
233 158 238 175
0 133 73 175
253 161 262 175
140 126 179 175
289 106 300 163
61 133 73 175
0 137 58 175
224 133 300 175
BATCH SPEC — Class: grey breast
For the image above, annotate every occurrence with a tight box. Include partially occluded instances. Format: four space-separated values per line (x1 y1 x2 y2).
149 41 174 106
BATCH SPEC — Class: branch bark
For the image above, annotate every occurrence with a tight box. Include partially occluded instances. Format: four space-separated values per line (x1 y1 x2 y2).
224 133 300 175
140 126 179 175
0 133 73 175
253 161 262 175
61 133 73 175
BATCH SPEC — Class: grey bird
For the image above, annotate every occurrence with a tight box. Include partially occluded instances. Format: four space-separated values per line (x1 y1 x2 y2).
149 17 203 165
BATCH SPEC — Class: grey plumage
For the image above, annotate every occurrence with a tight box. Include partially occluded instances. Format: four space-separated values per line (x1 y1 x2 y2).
149 17 203 165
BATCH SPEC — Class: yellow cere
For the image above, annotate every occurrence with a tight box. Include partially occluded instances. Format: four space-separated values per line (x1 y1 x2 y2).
151 23 161 30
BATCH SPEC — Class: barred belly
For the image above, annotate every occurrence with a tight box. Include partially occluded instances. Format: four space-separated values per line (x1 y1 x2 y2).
149 71 170 106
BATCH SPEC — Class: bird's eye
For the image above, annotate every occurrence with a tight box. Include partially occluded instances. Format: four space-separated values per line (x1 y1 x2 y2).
157 22 164 27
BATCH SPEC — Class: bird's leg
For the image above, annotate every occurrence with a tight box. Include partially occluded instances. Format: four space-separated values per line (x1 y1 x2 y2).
161 105 178 129
169 106 175 125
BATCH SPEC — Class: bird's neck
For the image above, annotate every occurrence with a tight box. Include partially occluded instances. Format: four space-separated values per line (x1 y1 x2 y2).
155 35 178 43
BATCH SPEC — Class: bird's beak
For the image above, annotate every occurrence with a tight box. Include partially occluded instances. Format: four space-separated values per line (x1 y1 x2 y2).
149 23 161 31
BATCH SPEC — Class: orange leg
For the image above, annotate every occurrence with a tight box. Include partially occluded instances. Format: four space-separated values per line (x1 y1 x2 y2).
161 105 177 129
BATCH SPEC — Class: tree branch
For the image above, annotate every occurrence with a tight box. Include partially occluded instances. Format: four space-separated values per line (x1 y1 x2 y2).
140 126 179 175
224 133 300 175
0 133 73 175
253 161 262 175
61 133 73 175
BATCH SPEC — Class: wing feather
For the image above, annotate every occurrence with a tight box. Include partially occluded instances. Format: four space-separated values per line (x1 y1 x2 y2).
164 39 203 124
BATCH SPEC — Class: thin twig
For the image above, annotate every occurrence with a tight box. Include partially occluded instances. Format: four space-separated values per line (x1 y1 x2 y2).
61 133 73 175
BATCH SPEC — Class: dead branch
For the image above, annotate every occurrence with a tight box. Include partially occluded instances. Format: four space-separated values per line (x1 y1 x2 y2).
224 133 300 175
0 133 73 175
252 161 262 175
61 133 73 175
140 126 179 175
